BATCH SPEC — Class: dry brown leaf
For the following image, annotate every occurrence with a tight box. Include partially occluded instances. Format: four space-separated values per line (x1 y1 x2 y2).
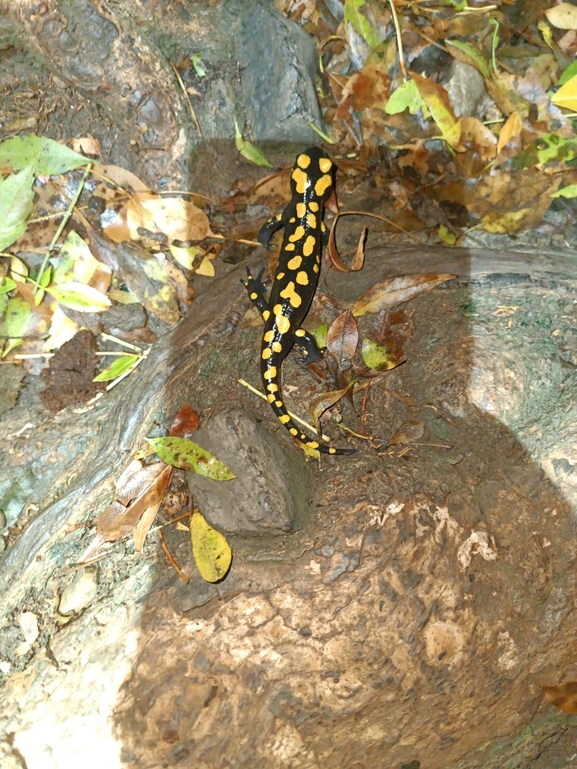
458 117 497 161
388 420 425 446
326 310 359 368
309 381 355 434
497 111 523 155
96 463 172 541
542 682 577 713
336 63 390 119
169 403 201 438
353 274 456 316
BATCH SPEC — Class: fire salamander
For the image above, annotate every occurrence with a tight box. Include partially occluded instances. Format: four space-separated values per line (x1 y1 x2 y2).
242 146 354 456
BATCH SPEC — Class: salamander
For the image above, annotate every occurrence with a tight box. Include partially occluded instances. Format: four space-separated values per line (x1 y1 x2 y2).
242 146 354 456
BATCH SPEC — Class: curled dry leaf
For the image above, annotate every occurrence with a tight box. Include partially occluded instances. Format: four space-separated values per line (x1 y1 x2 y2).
309 381 355 434
545 3 577 30
353 274 457 316
542 681 577 713
96 463 172 541
327 213 367 273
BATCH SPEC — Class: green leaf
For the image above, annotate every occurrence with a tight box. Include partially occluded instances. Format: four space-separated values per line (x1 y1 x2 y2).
446 40 491 79
0 164 36 251
438 224 456 245
344 0 383 50
0 277 17 295
190 511 232 582
234 120 272 167
146 436 235 480
551 184 577 199
361 338 401 370
93 354 140 382
0 135 89 175
385 80 423 115
311 323 328 350
0 295 34 357
191 55 206 77
45 281 111 312
559 59 577 86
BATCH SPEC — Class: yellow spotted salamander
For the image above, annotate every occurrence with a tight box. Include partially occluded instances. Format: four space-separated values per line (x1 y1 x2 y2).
242 147 354 455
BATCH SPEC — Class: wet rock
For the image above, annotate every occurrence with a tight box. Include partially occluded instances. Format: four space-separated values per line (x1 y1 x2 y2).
187 409 310 535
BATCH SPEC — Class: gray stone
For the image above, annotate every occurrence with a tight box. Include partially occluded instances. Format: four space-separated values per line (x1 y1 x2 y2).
187 409 311 535
445 60 487 118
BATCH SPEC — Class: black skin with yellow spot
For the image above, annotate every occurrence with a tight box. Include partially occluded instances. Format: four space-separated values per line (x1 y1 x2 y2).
242 147 355 456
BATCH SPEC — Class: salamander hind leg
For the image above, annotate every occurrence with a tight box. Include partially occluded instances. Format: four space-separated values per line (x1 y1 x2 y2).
241 266 270 316
294 328 324 364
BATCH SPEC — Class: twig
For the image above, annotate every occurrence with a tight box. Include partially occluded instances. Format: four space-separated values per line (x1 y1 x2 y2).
171 60 202 137
158 528 190 583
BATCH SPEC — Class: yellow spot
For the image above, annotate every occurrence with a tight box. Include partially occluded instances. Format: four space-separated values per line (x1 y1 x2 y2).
328 447 337 454
319 157 332 173
275 400 283 408
287 255 302 270
307 213 317 229
267 382 278 392
290 428 298 436
279 414 291 424
263 330 274 342
272 341 282 353
309 201 319 212
313 264 319 273
303 235 316 256
315 174 332 197
264 366 277 380
289 217 296 223
263 310 271 321
267 394 275 403
292 168 308 194
262 347 272 360
273 303 283 316
285 243 296 251
250 292 258 300
306 440 319 449
321 222 326 233
276 272 285 280
279 281 302 309
295 328 306 337
289 225 305 242
296 202 306 218
296 270 309 286
297 153 311 169
276 314 291 334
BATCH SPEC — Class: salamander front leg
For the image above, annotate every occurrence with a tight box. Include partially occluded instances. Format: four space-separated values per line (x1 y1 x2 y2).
294 328 324 364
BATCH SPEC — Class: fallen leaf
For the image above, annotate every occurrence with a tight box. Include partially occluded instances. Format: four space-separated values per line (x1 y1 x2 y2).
353 274 456 316
45 281 111 312
169 404 201 438
552 74 577 110
361 338 403 370
410 72 462 150
542 682 577 713
388 420 425 445
234 120 272 167
497 111 523 154
545 3 577 30
190 511 232 582
326 310 359 368
309 381 355 434
96 464 172 541
93 354 141 382
147 436 235 480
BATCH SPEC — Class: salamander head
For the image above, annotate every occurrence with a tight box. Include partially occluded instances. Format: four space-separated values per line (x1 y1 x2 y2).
290 146 334 202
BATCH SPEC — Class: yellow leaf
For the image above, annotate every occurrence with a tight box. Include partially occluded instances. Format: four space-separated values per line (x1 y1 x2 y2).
552 74 577 110
44 305 80 351
190 512 232 582
195 256 215 277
